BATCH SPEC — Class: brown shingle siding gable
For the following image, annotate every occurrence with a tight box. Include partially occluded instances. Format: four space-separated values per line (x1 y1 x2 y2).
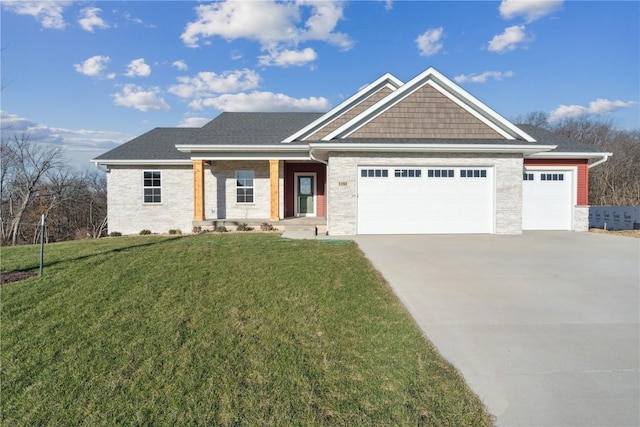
305 86 394 141
350 84 504 139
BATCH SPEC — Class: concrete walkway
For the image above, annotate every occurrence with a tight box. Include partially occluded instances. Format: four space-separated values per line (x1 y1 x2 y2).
354 232 639 427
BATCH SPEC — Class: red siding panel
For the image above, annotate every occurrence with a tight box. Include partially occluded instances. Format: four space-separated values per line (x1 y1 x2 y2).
524 159 589 205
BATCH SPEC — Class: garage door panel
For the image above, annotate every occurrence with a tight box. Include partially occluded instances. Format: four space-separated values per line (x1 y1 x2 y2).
522 170 573 230
357 166 493 234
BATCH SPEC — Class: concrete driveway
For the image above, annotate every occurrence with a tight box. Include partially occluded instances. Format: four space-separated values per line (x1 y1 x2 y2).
354 232 639 427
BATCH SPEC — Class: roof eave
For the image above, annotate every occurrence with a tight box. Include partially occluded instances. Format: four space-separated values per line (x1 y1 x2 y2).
309 143 556 158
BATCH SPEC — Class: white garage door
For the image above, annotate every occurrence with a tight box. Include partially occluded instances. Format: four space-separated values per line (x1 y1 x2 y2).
522 170 573 230
357 166 494 234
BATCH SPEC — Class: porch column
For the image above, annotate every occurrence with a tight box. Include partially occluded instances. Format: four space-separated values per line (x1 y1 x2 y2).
269 159 279 221
193 160 205 221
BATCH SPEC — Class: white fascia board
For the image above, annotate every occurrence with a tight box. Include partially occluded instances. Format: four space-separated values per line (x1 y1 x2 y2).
309 142 556 155
92 159 192 166
191 152 311 161
176 144 309 153
526 151 612 159
177 144 311 160
281 73 403 143
322 67 537 143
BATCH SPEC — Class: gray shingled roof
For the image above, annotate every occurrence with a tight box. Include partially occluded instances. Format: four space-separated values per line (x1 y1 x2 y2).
515 124 602 153
196 112 324 145
93 113 603 162
93 127 195 161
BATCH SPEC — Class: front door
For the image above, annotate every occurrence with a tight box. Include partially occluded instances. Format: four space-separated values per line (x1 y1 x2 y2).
296 174 315 216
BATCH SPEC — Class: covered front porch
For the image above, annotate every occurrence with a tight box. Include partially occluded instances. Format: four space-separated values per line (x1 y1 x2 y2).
191 159 326 227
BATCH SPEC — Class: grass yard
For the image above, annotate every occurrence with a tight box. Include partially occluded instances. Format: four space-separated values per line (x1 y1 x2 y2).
1 234 493 426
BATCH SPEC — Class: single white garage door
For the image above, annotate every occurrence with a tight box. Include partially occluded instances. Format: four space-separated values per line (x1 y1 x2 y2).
522 170 573 230
357 166 494 234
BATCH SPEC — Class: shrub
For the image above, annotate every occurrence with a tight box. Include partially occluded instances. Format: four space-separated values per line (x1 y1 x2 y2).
260 223 276 231
215 226 228 233
168 229 182 235
139 229 152 235
109 231 122 237
236 223 254 232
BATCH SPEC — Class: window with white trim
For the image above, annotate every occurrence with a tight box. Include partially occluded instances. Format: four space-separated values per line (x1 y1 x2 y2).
426 169 454 178
236 170 254 203
361 169 389 178
143 171 161 203
460 169 487 178
523 173 534 181
395 169 422 178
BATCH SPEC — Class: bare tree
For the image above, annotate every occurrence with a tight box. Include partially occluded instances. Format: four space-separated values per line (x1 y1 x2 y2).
1 134 64 245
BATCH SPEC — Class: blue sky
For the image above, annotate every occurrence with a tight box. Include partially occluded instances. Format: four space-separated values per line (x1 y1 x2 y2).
1 0 638 169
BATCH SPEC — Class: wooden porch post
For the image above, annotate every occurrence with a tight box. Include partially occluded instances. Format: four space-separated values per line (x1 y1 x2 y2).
269 159 279 221
193 160 205 221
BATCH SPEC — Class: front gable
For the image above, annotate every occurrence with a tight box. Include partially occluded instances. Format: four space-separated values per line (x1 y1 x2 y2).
323 67 536 142
282 73 403 142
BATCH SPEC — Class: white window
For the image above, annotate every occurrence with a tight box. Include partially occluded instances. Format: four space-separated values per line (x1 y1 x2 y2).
143 171 161 203
394 169 422 178
361 169 389 178
236 170 254 203
460 169 487 178
541 173 564 181
426 169 454 178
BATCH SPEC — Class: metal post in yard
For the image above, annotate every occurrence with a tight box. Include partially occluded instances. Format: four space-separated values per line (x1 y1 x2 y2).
39 214 45 277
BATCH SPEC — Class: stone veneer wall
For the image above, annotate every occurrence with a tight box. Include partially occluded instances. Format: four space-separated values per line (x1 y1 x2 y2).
107 165 193 235
573 206 589 231
204 160 271 220
326 152 523 235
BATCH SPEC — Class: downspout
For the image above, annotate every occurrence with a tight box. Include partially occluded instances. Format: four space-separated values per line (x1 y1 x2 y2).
588 153 612 169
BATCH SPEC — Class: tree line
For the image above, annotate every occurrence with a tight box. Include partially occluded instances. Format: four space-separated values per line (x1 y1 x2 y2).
1 135 107 246
516 113 640 206
1 114 638 245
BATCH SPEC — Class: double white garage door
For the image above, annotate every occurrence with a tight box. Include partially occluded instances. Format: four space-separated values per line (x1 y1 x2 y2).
357 166 494 234
357 166 574 234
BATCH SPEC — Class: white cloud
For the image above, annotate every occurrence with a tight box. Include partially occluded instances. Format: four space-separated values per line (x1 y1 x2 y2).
415 27 444 56
381 0 393 11
1 1 71 29
488 25 532 53
169 69 261 99
123 11 155 28
189 91 330 112
172 60 188 71
78 6 109 32
177 117 211 128
454 70 514 83
180 0 352 62
258 47 318 67
499 0 563 22
74 55 114 79
0 110 131 162
549 99 637 122
113 85 170 112
125 58 151 77
231 50 243 60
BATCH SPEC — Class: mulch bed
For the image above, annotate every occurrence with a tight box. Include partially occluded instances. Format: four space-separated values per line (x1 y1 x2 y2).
1 271 37 285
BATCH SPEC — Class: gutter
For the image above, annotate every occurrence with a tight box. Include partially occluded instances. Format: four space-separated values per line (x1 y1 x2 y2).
588 153 612 169
309 149 327 165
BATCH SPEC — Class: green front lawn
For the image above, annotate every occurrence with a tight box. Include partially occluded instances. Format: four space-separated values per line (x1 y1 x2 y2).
1 234 493 426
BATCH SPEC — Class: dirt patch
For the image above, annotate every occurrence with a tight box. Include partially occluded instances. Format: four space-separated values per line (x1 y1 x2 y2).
1 271 37 285
589 228 640 238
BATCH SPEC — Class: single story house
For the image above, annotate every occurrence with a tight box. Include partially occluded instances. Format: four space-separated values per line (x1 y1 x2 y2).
93 67 610 235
